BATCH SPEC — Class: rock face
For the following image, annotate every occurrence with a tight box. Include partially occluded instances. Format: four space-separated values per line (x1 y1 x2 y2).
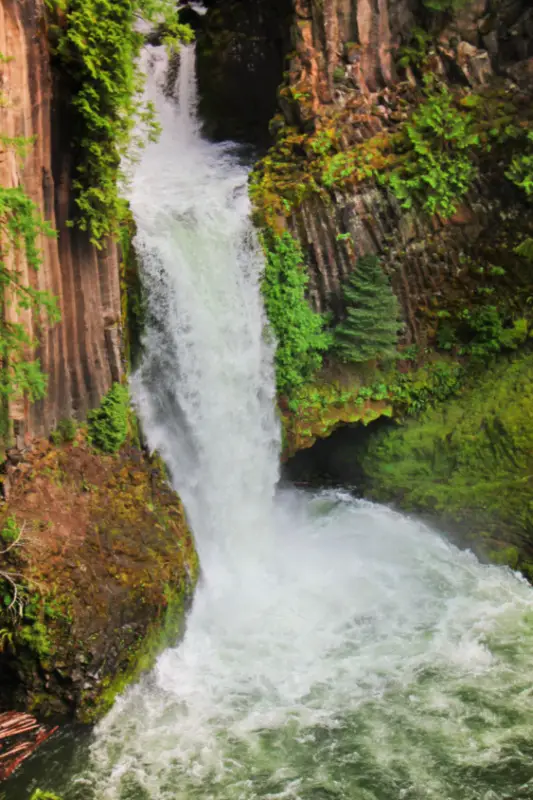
249 0 533 345
0 0 123 441
196 0 292 143
0 435 199 721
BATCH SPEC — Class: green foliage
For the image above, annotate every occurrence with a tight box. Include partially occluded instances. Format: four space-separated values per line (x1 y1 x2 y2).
30 791 62 800
261 231 332 396
334 255 401 363
0 515 19 546
389 360 464 415
386 81 480 217
49 0 193 244
422 0 468 10
397 27 432 70
456 307 529 359
282 358 464 453
515 237 533 262
0 184 60 403
87 383 130 452
359 352 533 574
50 417 77 445
506 131 533 198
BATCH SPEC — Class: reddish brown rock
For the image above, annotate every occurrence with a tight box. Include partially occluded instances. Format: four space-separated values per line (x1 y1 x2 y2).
0 0 123 441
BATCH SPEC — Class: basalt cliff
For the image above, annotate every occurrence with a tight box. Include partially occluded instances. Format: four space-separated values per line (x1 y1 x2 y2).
1 0 123 441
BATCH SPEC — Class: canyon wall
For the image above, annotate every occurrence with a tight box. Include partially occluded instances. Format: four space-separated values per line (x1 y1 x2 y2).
0 0 123 442
281 0 533 343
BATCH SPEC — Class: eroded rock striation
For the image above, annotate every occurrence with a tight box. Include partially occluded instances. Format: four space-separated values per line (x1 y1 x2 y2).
0 0 123 441
267 0 533 336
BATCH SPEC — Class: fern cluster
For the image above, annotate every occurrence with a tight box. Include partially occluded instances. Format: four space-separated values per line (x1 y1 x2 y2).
87 382 130 452
49 0 192 245
506 131 533 198
386 81 480 217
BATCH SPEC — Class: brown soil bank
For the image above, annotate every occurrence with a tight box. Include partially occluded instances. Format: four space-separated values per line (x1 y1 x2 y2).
0 436 199 722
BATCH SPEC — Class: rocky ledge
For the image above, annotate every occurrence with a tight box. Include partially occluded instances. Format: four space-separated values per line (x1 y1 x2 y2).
0 436 198 723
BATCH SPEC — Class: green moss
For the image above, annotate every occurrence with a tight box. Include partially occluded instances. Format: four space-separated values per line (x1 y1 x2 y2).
119 214 145 371
83 584 190 722
489 546 520 570
282 358 463 457
358 351 533 574
0 436 199 720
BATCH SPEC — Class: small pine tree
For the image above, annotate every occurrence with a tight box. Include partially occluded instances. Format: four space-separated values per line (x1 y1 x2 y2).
334 255 401 363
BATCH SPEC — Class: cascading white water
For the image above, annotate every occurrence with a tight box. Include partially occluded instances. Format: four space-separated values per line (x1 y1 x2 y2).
129 45 280 562
28 45 533 800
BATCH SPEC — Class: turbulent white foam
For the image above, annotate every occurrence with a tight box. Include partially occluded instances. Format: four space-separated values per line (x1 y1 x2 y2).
77 45 533 800
130 45 279 558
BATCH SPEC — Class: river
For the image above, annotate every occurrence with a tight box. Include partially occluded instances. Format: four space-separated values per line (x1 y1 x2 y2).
8 44 533 800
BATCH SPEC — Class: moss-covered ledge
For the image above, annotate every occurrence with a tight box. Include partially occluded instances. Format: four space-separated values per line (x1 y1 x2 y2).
0 434 199 722
348 351 533 579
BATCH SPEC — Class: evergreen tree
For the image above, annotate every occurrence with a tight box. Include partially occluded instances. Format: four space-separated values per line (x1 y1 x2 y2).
334 255 401 363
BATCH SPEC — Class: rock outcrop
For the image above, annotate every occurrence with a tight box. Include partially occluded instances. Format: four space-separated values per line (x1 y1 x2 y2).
0 434 199 721
282 0 533 331
0 0 123 442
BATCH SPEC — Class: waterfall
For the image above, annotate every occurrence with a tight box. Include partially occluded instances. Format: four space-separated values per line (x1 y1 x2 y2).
130 45 280 560
22 44 533 800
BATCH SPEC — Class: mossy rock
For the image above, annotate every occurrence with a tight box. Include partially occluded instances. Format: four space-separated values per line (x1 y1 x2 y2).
355 351 533 577
0 435 199 721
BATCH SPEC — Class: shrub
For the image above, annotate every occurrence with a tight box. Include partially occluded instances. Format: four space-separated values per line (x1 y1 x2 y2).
506 131 533 198
261 231 332 396
87 383 130 452
50 417 77 445
386 81 480 217
334 255 401 363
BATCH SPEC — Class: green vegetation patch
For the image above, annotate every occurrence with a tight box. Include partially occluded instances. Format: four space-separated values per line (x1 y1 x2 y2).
87 382 131 452
0 435 199 719
250 75 533 231
282 358 463 457
48 0 193 244
386 80 480 217
357 351 533 577
0 177 59 409
334 255 402 363
261 231 331 397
